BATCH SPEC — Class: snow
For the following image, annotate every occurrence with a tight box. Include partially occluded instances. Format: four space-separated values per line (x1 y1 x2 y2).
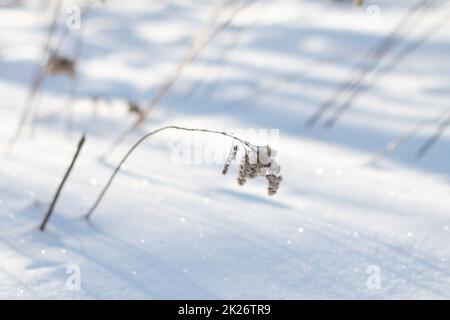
0 0 450 299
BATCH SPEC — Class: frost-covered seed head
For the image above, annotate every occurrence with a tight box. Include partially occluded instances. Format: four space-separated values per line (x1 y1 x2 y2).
231 146 282 195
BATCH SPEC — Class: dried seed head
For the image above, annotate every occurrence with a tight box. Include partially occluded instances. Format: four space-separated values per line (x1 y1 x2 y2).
222 145 238 175
237 176 247 186
258 145 275 165
237 158 248 185
266 174 283 196
222 163 230 175
233 145 282 195
237 169 247 185
47 55 76 78
127 101 145 121
267 187 277 196
128 101 141 114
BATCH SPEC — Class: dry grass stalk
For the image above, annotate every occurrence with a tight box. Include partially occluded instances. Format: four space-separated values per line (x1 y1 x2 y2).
370 110 450 164
305 0 433 128
323 7 450 128
186 9 261 103
9 1 98 150
100 0 259 160
85 125 282 220
8 2 64 149
416 112 450 158
40 134 86 231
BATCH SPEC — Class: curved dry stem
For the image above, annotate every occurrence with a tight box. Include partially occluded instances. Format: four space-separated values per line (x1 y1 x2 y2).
85 126 256 219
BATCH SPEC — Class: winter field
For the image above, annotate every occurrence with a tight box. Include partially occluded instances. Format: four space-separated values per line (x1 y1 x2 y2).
0 0 450 299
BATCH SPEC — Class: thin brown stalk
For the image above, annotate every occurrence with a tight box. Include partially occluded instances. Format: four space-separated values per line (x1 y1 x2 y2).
40 134 86 231
370 110 450 163
65 2 93 134
85 126 256 219
181 23 247 103
100 0 258 160
9 1 96 151
193 7 261 103
416 113 450 158
9 2 64 150
40 0 62 70
243 52 344 111
323 8 450 128
305 0 434 128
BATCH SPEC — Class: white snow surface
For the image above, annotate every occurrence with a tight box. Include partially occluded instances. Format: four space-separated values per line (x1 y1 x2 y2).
0 0 450 299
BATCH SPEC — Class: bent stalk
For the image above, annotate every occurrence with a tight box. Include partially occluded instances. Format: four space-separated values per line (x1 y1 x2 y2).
85 126 255 219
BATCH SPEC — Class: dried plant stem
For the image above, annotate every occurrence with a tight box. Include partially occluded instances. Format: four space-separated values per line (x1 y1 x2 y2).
305 0 433 128
194 10 259 103
85 126 255 220
323 8 450 128
416 113 450 158
182 24 246 103
243 52 341 111
101 0 257 159
10 25 67 148
39 0 62 72
40 134 86 231
370 110 449 163
25 0 62 104
65 77 79 134
372 122 427 162
98 0 229 158
63 5 92 134
8 1 95 151
65 1 91 129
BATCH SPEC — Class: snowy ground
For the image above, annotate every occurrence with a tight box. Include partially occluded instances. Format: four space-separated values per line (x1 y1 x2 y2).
1 0 450 299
